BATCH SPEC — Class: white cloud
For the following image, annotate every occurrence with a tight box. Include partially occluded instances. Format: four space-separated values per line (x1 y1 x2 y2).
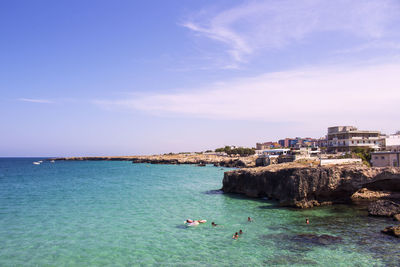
18 98 54 104
182 0 400 65
96 62 400 131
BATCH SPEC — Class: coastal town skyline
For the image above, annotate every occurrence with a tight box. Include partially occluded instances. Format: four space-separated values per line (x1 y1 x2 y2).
1 0 400 157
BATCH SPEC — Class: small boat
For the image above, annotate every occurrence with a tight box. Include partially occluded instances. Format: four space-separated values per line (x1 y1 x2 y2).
33 162 41 165
50 160 55 163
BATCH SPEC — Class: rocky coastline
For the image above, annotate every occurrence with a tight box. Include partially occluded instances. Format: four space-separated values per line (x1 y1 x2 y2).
50 154 257 168
222 163 400 208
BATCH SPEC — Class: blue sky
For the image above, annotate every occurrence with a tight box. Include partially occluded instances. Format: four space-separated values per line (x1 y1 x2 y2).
1 0 400 156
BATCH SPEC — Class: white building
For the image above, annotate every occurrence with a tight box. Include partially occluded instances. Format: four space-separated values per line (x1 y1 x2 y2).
381 133 400 150
327 126 382 153
260 149 290 158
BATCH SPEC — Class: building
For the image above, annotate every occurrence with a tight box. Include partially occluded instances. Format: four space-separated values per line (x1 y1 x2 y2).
256 142 281 150
317 137 328 148
278 137 301 148
260 149 290 157
381 133 400 149
327 126 382 153
290 147 320 158
387 145 400 152
371 151 400 167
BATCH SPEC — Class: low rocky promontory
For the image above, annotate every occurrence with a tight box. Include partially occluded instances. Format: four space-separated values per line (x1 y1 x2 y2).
222 163 400 208
50 154 257 168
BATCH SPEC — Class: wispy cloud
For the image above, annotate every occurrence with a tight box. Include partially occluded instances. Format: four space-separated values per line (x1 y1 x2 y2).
18 98 54 104
96 62 400 130
182 0 400 66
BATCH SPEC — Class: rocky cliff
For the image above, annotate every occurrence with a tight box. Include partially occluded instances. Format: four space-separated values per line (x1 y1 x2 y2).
222 163 400 208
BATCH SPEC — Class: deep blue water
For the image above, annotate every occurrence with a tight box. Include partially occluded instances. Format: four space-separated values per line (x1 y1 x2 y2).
0 158 399 266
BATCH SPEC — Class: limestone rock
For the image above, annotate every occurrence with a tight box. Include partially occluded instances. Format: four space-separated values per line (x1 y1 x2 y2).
381 225 400 237
368 200 400 217
222 164 400 208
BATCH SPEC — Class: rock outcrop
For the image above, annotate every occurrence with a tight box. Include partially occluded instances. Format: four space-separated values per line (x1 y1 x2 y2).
222 164 400 208
368 200 400 217
381 225 400 238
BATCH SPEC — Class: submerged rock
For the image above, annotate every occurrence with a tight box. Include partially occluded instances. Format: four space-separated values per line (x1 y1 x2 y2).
368 200 400 217
291 233 343 246
381 225 400 238
261 233 342 246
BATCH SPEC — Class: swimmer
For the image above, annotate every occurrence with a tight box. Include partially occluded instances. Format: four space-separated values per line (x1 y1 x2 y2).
306 218 309 224
239 229 243 235
186 219 194 223
211 222 218 227
248 217 253 222
232 232 239 239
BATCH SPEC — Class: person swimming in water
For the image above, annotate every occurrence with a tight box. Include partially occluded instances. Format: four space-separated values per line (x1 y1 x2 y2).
211 222 218 227
306 218 309 224
232 232 239 239
186 219 194 223
239 229 243 234
248 217 253 222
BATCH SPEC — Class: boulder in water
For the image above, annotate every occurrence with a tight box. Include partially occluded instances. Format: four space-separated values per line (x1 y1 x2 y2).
381 225 400 238
368 200 400 217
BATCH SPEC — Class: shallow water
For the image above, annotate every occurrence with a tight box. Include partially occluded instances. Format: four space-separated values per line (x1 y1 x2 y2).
0 158 399 266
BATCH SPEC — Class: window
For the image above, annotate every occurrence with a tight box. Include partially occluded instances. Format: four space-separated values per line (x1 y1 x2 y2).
381 156 385 160
375 156 379 160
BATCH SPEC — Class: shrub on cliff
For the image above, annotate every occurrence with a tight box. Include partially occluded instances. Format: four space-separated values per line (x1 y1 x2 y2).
351 147 372 167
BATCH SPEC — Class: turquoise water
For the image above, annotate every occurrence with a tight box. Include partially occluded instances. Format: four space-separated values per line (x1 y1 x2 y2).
0 158 399 266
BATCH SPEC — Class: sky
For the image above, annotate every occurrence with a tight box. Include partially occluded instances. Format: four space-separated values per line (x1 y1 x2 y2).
1 0 400 157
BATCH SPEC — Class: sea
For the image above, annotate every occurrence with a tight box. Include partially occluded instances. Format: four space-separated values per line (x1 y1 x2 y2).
0 158 399 266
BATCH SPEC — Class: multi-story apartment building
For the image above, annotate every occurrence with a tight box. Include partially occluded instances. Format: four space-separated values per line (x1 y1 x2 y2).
327 126 382 153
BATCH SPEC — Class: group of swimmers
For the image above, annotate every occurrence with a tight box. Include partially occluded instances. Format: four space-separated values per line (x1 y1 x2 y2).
231 217 253 239
232 229 244 239
211 217 253 240
186 216 309 240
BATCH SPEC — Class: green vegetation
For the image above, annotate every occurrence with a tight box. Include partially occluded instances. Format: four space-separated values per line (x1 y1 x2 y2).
351 147 372 167
215 146 255 156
